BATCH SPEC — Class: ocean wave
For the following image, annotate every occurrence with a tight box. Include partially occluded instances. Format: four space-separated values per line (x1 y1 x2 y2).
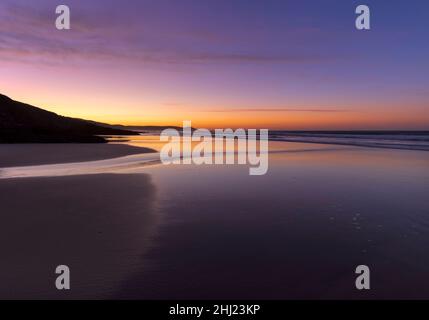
269 132 429 151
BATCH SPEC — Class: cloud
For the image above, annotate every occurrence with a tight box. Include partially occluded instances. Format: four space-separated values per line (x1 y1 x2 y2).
0 2 334 67
206 108 348 113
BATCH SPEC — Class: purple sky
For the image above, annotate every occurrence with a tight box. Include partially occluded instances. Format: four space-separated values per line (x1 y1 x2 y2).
0 0 428 129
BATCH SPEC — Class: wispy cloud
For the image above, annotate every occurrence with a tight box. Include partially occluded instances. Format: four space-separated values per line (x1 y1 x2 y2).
206 108 348 113
0 2 335 67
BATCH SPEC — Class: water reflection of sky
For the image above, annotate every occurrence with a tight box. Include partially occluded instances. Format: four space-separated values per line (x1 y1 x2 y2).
115 141 429 299
1 137 429 298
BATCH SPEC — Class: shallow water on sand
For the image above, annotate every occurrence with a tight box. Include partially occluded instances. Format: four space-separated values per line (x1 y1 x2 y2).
113 143 429 299
1 139 429 299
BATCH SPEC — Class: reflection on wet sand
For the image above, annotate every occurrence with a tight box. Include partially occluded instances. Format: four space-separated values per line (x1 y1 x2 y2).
0 139 343 180
114 144 429 299
1 139 429 299
0 153 162 179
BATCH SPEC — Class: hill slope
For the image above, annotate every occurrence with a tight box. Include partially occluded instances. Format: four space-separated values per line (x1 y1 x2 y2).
0 94 138 143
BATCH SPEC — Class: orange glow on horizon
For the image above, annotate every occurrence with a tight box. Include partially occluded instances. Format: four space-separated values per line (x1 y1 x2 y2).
3 89 428 131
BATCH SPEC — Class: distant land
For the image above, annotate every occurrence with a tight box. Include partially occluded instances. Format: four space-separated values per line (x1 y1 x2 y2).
0 94 140 143
0 94 185 143
92 123 189 133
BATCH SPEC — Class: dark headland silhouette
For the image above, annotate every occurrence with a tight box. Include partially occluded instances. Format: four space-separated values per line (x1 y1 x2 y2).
0 93 197 143
0 93 140 143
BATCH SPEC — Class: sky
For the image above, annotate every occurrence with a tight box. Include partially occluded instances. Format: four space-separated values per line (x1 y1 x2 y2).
0 0 428 129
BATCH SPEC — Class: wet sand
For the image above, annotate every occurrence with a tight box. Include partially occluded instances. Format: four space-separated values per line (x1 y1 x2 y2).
1 141 429 299
0 143 155 167
0 173 159 299
114 145 429 299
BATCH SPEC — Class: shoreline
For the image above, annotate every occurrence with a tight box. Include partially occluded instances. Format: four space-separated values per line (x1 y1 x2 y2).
1 140 429 298
270 137 429 152
0 143 156 168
